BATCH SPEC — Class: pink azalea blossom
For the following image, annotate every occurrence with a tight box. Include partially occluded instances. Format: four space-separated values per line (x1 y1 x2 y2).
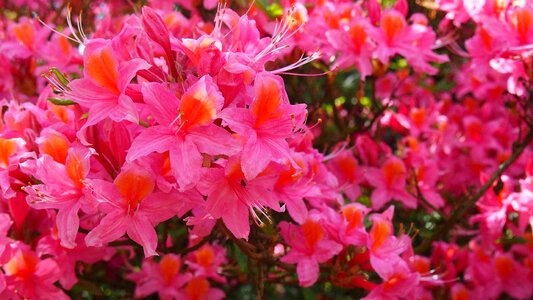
197 156 281 239
221 72 306 180
367 206 410 276
362 260 419 300
126 76 239 191
67 40 150 131
127 254 191 299
1 245 68 299
366 156 417 210
186 244 227 283
85 166 182 256
280 218 342 287
23 146 95 248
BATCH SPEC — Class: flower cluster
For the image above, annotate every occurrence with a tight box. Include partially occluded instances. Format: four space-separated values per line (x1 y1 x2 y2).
0 0 532 299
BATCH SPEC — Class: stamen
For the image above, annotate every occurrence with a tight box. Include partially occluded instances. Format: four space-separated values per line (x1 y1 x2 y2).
433 31 458 50
83 180 122 209
445 41 470 58
271 51 321 75
253 7 306 63
213 1 228 38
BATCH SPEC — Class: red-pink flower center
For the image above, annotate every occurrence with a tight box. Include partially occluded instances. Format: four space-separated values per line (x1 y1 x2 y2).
382 159 405 186
478 27 493 50
511 8 532 43
302 219 324 250
349 24 367 53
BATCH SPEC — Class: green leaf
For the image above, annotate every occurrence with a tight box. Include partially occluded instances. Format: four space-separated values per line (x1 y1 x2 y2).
266 3 283 18
73 278 104 296
233 244 248 272
359 97 372 107
256 0 284 19
302 287 317 300
47 98 76 106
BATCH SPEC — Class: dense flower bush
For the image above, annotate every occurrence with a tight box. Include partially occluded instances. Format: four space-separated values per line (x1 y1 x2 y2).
0 0 532 299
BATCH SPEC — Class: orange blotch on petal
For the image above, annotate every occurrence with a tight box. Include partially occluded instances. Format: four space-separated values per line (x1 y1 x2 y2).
40 134 69 164
383 273 404 291
0 138 17 169
410 108 426 128
275 159 305 189
479 27 493 50
494 256 513 280
179 89 218 130
251 77 284 127
86 48 120 94
3 251 38 280
50 105 70 123
337 155 358 182
66 154 86 188
371 220 390 251
413 257 430 274
195 246 215 268
226 158 246 183
13 23 35 49
186 277 210 300
115 169 155 212
342 206 363 231
159 255 181 285
161 152 172 176
59 36 71 56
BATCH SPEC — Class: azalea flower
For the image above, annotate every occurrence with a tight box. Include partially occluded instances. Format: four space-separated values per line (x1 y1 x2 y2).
126 76 239 191
221 72 306 180
127 254 191 299
280 218 342 287
85 166 182 256
366 156 417 210
67 40 150 132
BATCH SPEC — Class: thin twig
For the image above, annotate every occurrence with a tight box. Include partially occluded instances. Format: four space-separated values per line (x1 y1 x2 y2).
411 168 440 213
177 233 212 255
417 128 533 253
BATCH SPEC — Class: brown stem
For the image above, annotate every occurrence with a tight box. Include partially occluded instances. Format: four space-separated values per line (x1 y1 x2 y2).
177 232 211 255
216 221 264 260
411 168 440 213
